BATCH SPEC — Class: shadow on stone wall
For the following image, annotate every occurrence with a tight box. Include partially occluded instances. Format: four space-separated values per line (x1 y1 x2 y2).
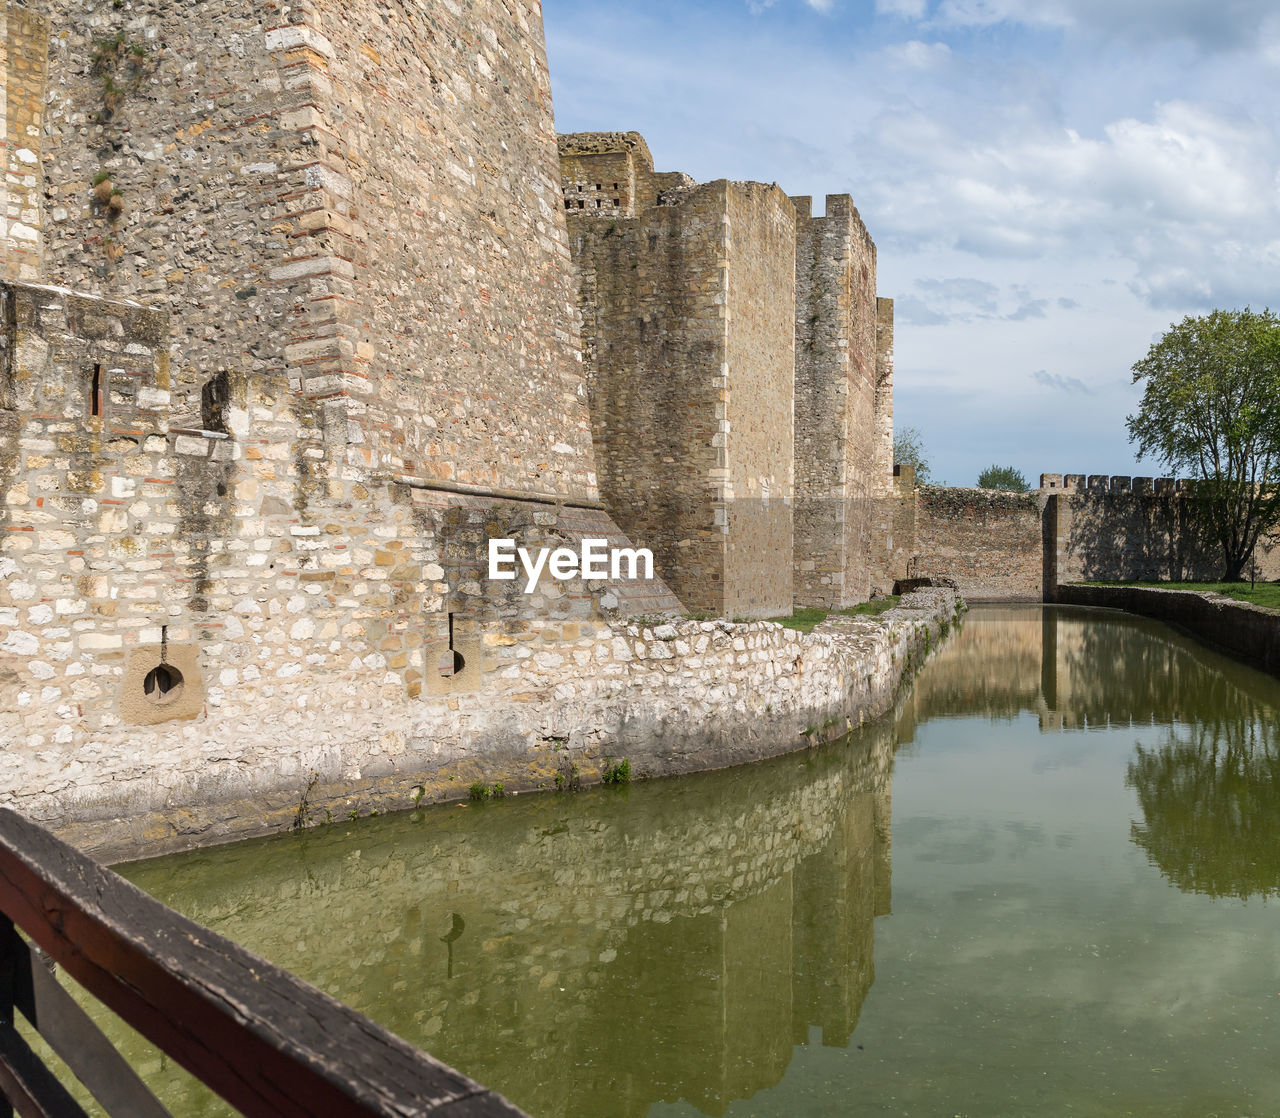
1058 490 1221 583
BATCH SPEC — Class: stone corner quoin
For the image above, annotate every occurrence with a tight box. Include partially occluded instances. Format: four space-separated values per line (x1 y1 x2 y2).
2 0 970 858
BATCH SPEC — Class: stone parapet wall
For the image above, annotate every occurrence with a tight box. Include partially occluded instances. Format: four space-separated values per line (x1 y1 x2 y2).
1042 473 1280 586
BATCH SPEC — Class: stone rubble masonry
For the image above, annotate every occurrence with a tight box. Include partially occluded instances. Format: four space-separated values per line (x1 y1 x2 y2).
0 2 47 281
27 0 599 499
0 273 955 858
909 485 1046 601
58 587 959 861
792 194 893 609
0 276 667 839
560 133 796 619
0 0 923 854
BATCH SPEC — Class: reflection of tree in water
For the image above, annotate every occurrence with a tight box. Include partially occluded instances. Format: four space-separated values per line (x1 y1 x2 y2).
1127 712 1280 900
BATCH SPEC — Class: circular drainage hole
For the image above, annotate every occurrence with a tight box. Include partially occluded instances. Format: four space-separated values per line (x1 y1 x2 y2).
437 649 466 678
143 663 184 705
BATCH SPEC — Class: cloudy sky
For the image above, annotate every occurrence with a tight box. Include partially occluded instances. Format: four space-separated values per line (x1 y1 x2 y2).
542 0 1280 488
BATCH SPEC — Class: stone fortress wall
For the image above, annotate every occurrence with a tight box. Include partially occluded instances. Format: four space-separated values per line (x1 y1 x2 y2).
887 471 1280 602
792 195 894 608
0 2 45 282
0 0 954 854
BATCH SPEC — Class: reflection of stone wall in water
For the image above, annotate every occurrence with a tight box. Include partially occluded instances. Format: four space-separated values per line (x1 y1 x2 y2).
903 605 1280 736
123 726 895 1117
897 606 1047 736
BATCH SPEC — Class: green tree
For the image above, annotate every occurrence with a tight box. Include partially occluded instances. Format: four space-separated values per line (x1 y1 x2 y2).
892 425 932 485
1127 308 1280 580
976 464 1029 492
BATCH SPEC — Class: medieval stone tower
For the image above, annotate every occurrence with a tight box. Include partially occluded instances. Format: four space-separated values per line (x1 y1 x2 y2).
558 132 896 616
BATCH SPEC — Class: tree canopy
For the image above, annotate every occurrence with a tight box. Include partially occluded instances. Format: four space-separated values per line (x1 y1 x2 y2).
892 425 932 485
1127 308 1280 580
977 464 1029 492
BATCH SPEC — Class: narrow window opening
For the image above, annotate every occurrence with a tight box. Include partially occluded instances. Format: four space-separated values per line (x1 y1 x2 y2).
438 611 466 678
90 364 102 417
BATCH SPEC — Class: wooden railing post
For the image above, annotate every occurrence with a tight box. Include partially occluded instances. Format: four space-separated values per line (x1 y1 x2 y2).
0 916 15 1118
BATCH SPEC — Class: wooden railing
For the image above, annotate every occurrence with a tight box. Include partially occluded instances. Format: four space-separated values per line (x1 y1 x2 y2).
0 807 526 1117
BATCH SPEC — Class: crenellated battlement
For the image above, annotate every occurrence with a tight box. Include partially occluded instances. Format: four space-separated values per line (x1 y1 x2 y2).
1039 473 1196 494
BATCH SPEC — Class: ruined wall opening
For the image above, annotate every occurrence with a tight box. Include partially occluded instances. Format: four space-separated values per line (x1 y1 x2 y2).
200 370 230 433
90 362 102 417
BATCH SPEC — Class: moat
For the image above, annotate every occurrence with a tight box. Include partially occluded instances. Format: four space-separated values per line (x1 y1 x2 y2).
51 604 1280 1116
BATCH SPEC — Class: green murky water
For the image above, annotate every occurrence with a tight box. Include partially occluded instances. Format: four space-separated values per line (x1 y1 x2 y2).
45 606 1280 1114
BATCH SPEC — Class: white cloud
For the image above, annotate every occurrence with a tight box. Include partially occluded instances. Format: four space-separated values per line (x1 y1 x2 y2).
1032 369 1091 393
806 0 836 11
883 39 952 68
854 99 1280 310
931 0 1280 49
876 0 929 17
934 0 1069 30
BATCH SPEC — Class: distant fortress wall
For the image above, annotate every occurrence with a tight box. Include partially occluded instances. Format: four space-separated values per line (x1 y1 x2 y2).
880 472 1280 601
